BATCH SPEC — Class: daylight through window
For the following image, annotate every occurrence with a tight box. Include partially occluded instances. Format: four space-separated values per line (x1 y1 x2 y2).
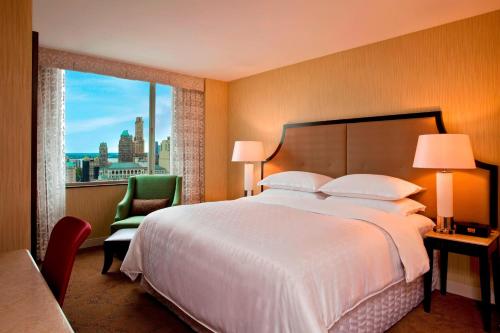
64 70 172 184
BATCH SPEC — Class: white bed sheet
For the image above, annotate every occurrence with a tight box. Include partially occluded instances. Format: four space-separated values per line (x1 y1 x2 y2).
122 195 429 333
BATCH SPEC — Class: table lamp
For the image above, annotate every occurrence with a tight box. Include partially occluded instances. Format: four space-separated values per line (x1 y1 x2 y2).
413 134 475 233
232 141 265 196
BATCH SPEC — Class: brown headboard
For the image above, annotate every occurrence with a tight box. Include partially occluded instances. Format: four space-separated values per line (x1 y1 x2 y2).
261 111 498 228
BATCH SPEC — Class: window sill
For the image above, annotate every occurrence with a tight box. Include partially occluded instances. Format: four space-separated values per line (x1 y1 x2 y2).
65 181 128 189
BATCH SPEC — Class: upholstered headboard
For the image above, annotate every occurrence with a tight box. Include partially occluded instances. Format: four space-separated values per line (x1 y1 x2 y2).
261 111 498 228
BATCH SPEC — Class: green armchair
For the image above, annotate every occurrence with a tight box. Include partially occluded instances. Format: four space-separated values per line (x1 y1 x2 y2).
111 175 182 233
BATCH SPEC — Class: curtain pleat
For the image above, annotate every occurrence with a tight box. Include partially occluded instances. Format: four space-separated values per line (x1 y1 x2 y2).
171 88 205 204
37 67 66 260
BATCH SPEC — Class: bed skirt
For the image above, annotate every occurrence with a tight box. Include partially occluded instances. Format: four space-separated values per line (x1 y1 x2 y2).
140 253 440 333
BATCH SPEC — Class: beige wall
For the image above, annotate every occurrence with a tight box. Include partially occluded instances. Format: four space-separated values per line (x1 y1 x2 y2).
205 79 229 201
227 10 500 299
66 185 127 239
0 0 32 252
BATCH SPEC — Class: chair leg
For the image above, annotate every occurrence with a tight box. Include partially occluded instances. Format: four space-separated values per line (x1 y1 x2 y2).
102 243 114 274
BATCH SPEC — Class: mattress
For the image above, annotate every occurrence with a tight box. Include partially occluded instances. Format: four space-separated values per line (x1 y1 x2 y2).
122 195 430 332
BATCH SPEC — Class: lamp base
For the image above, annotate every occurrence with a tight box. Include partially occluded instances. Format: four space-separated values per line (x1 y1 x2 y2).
435 216 454 234
243 163 254 197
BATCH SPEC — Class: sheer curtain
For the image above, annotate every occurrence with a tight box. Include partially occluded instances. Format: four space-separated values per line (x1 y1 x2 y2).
171 87 205 204
37 67 66 259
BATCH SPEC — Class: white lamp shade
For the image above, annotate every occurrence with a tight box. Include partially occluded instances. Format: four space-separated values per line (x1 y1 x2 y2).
232 141 265 162
413 134 475 170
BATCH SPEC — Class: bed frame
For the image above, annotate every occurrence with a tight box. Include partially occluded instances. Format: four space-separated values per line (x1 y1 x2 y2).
261 110 498 228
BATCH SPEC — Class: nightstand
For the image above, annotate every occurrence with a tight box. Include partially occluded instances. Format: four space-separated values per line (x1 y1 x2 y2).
423 230 500 332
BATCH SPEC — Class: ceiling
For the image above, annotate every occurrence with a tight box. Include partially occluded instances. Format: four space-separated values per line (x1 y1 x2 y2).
33 0 500 81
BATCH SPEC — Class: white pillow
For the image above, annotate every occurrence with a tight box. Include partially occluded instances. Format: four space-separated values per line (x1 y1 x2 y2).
319 174 423 200
257 188 328 200
257 171 333 193
406 214 435 236
325 196 425 216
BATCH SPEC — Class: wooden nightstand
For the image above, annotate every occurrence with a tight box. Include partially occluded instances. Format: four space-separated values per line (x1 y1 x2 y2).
423 230 500 332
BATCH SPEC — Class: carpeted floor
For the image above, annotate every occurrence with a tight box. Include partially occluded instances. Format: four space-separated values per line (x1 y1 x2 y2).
64 247 493 333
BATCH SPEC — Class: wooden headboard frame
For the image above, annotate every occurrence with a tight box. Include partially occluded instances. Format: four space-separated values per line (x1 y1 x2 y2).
261 111 498 228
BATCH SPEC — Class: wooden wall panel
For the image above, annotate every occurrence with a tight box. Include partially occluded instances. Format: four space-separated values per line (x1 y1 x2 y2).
0 0 32 252
205 79 229 201
228 10 500 299
66 185 127 239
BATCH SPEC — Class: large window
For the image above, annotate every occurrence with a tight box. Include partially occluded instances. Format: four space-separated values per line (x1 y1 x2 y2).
65 70 172 184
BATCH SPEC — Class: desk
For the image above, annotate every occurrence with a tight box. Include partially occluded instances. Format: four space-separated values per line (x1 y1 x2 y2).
0 250 73 333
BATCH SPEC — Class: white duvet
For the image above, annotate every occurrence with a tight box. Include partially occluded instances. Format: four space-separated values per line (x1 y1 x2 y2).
121 195 429 333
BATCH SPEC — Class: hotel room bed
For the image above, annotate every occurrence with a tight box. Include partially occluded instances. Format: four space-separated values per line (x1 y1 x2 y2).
121 111 496 332
122 194 433 333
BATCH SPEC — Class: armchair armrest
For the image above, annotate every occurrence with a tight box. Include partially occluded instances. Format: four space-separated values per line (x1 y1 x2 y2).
171 176 182 206
114 178 135 221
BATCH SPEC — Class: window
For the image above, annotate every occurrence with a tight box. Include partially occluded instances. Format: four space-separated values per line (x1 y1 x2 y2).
65 70 172 184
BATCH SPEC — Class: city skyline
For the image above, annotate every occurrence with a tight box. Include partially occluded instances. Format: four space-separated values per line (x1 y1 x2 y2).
65 70 172 153
65 116 171 182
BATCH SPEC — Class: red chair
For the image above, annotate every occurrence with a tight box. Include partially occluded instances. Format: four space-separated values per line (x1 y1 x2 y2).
41 216 91 306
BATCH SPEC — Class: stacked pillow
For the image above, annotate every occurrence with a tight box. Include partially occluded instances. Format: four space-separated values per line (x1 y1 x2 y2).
319 174 425 216
258 172 426 217
323 196 425 216
257 188 328 200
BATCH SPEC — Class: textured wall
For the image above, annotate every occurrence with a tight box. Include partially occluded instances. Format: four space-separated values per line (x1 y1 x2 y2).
0 0 32 252
229 10 499 198
205 79 229 201
228 11 500 299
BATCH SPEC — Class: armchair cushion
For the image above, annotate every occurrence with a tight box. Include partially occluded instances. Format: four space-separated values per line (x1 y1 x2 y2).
110 216 146 233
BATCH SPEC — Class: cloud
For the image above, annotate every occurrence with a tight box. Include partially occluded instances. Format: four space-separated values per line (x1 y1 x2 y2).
156 95 172 116
66 115 137 134
66 91 90 102
66 72 148 92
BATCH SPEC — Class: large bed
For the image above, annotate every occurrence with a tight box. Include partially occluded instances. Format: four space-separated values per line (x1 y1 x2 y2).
121 111 498 333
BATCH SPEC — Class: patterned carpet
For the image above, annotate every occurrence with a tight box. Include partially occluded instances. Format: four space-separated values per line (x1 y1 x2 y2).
64 247 492 333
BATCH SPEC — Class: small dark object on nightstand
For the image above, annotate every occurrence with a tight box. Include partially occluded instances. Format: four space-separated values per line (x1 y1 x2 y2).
454 221 491 238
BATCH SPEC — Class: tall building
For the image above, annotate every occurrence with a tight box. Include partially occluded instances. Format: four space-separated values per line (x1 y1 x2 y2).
81 159 90 182
99 142 108 166
134 117 145 157
119 130 134 162
158 137 170 174
65 161 76 183
155 141 159 165
81 157 99 182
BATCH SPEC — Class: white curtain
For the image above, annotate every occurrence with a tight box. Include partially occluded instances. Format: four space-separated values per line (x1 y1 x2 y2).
171 87 205 204
37 67 66 259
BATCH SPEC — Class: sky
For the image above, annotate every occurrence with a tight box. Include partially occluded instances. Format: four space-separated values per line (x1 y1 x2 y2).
65 70 172 153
